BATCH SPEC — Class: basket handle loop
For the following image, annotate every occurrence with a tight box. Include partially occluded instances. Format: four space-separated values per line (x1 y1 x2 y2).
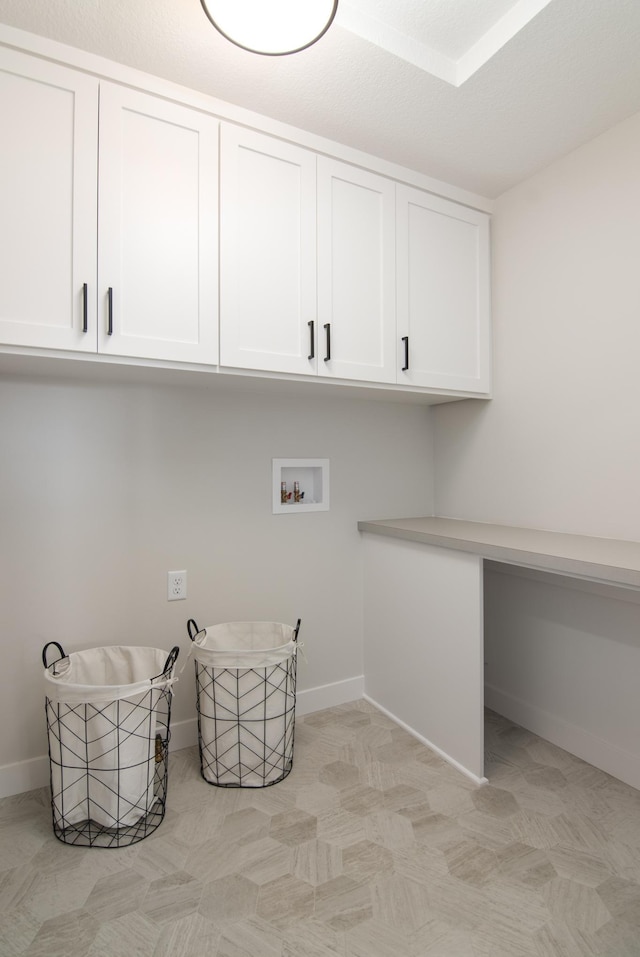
42 641 66 669
162 646 180 676
187 619 200 642
293 618 302 642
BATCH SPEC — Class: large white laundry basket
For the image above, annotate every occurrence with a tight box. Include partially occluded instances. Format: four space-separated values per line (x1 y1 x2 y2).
43 641 179 847
187 618 300 788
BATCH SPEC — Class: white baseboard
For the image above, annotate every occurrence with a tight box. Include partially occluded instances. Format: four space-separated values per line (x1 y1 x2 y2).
485 683 640 792
168 717 198 752
363 693 487 787
0 755 50 800
0 674 365 799
297 675 364 716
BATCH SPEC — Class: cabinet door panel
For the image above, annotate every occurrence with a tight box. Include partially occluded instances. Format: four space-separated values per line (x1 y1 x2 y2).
318 159 395 383
0 49 97 351
397 186 490 393
98 84 218 363
220 125 317 374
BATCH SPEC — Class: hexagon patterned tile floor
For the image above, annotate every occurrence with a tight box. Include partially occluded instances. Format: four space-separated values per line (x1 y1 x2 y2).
2 703 640 956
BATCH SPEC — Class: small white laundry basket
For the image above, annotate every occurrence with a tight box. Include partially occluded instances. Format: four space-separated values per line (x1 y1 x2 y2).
187 618 300 788
43 641 179 847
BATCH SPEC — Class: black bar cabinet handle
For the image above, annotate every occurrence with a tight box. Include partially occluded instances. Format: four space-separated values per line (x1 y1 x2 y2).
308 320 315 360
324 323 331 362
82 283 88 333
401 335 409 372
107 286 113 336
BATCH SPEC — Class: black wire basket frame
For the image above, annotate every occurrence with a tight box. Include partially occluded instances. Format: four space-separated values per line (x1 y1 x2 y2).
188 618 300 788
43 642 179 848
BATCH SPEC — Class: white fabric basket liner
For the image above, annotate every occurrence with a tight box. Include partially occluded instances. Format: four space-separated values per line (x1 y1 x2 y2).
192 621 298 669
44 645 175 705
192 622 297 786
44 645 175 828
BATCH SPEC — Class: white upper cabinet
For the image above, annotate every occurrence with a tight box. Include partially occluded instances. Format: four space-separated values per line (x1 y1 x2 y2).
219 124 489 393
219 125 317 375
0 49 98 351
396 185 491 393
0 37 491 398
0 51 218 364
219 129 397 385
98 84 219 364
317 158 396 383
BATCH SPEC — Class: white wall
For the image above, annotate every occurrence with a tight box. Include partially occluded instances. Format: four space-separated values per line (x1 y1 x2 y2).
484 563 640 789
433 108 640 786
0 374 434 789
434 108 640 539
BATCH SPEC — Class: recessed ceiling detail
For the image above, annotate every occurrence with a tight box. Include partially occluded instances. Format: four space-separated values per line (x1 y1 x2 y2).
337 0 554 85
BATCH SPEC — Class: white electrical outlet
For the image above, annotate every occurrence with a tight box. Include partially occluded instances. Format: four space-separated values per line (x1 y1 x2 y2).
167 570 187 601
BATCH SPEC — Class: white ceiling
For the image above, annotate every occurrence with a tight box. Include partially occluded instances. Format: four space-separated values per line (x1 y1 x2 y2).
1 0 640 198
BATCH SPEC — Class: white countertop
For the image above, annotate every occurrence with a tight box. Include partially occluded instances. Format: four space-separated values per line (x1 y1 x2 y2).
357 516 640 589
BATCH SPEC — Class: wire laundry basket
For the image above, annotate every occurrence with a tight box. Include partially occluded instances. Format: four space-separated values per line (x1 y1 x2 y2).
43 641 179 848
187 618 300 788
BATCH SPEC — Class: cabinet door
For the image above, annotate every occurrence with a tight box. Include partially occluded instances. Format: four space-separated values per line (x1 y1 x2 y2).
0 49 98 351
219 125 317 375
98 84 218 363
397 186 490 393
317 159 396 383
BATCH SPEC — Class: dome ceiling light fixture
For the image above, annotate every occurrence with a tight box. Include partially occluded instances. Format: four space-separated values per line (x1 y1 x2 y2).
200 0 339 56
